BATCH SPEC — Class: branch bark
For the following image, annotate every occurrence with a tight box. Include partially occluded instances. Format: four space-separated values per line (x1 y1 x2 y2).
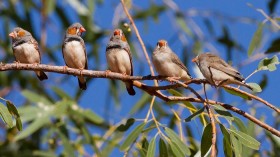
1 62 280 138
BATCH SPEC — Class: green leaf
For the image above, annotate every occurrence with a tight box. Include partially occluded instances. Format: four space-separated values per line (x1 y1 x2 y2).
201 123 212 157
169 140 185 157
233 117 247 133
229 129 260 150
82 109 104 124
0 102 13 128
141 137 149 153
167 89 196 110
184 107 205 122
6 100 20 118
18 106 40 122
16 117 22 131
213 105 234 121
165 127 191 156
220 124 232 157
56 128 75 157
52 87 72 100
45 0 56 15
231 134 242 157
175 12 192 36
52 100 69 117
33 151 58 157
159 138 169 157
265 38 280 54
6 100 23 131
224 87 251 100
120 122 146 151
146 136 156 157
258 55 279 71
15 117 49 141
247 23 263 56
22 90 52 105
117 118 135 132
247 83 262 93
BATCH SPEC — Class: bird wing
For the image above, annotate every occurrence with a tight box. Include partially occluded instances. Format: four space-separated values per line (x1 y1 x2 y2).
30 37 41 63
81 39 88 70
207 54 244 81
170 52 191 77
122 42 133 76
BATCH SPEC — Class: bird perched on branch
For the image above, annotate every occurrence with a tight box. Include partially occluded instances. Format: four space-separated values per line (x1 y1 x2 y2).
62 23 88 90
152 40 192 82
9 27 48 81
106 29 136 95
192 53 252 90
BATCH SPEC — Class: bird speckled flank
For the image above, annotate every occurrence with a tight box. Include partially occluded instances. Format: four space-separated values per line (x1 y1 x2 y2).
192 53 252 90
9 27 48 81
62 23 88 90
106 29 136 95
152 40 192 81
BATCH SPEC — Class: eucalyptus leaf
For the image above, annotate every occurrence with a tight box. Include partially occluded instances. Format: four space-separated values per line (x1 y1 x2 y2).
247 23 263 56
146 136 156 157
224 87 251 100
15 117 49 141
120 122 146 151
258 55 279 71
0 102 13 128
247 83 262 93
22 90 52 106
201 123 212 157
165 127 191 156
229 129 260 150
117 118 135 132
184 107 205 122
159 138 169 157
231 134 242 157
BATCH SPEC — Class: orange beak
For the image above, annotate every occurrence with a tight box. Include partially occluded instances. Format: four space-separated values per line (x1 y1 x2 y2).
192 57 198 62
114 30 120 36
80 27 86 32
9 32 15 38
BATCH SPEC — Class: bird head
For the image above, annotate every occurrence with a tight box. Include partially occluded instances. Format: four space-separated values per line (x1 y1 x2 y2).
111 29 127 42
157 40 168 49
9 27 31 40
67 23 86 36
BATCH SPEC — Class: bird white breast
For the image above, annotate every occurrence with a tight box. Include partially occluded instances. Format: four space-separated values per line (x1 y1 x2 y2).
13 43 40 64
63 41 86 69
106 49 131 75
152 52 190 81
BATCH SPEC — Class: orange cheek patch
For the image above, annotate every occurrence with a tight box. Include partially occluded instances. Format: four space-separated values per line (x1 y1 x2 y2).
121 35 127 42
18 31 26 37
67 28 77 35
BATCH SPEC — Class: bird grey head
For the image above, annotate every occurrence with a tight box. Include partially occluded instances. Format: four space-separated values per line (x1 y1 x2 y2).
110 29 127 42
192 55 200 66
9 27 32 41
67 23 86 36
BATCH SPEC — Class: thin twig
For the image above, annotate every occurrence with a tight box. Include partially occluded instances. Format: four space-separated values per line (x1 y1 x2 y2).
203 84 216 157
223 85 280 114
120 0 155 77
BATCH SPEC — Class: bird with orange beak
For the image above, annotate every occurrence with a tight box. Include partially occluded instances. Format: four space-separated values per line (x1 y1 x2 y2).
9 27 48 81
152 39 192 82
106 29 136 95
62 23 88 90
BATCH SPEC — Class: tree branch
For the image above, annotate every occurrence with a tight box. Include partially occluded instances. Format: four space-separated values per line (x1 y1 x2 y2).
1 62 280 137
